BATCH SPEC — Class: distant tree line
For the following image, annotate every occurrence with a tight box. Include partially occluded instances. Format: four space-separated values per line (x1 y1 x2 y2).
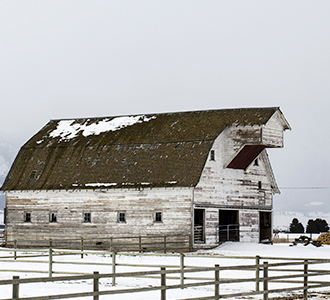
289 218 329 234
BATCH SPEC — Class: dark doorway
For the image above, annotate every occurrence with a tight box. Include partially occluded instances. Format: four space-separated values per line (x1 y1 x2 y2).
194 209 205 243
219 210 239 242
260 212 272 242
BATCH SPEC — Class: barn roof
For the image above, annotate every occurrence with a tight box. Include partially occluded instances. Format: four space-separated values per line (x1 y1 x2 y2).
1 107 289 191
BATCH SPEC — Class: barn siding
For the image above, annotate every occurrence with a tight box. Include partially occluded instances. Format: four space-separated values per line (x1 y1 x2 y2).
262 111 286 147
194 129 274 208
239 210 260 243
194 119 280 245
205 208 219 244
5 187 193 247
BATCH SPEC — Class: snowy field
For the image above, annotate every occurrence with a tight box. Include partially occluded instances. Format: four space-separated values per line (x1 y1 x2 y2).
1 242 330 299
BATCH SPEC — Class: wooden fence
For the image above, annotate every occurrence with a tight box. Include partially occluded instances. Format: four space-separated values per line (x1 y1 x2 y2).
1 247 330 299
5 234 192 252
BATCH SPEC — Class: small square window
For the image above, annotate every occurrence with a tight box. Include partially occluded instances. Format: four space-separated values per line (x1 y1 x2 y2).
84 212 91 223
254 159 259 166
118 212 126 223
49 212 57 223
24 212 31 223
155 212 162 223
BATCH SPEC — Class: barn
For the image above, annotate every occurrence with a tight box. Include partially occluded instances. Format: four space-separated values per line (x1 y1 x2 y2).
1 107 290 250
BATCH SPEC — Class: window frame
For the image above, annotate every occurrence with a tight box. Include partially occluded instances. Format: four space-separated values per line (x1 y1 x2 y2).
254 158 259 166
210 150 215 161
49 212 57 223
83 212 91 223
118 212 126 223
154 212 163 223
24 212 31 223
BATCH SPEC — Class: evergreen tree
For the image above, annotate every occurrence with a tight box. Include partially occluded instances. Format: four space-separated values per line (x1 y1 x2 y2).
306 218 329 233
315 218 329 232
289 218 304 233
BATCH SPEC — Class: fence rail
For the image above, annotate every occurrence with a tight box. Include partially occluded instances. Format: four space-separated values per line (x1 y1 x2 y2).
5 234 193 253
1 247 330 299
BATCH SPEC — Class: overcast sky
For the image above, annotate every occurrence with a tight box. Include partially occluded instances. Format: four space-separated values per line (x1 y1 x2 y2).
0 1 329 215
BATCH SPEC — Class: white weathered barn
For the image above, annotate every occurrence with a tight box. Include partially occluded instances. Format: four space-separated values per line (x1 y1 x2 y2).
1 107 290 249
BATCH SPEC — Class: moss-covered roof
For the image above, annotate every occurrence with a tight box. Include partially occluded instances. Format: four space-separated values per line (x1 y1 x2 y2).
1 107 283 191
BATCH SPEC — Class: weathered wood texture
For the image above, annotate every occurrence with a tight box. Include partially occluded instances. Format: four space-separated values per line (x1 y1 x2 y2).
4 110 287 249
262 110 286 148
194 113 285 245
5 187 193 249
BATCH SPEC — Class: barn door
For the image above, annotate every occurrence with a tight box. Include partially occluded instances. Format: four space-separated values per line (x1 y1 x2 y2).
218 210 239 242
194 209 205 243
259 212 272 242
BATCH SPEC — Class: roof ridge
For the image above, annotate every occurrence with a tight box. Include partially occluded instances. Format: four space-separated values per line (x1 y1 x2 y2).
49 107 280 122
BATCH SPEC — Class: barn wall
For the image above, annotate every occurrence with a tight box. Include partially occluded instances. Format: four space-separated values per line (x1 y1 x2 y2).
194 128 274 208
262 111 285 147
194 124 277 245
5 187 193 248
239 210 259 243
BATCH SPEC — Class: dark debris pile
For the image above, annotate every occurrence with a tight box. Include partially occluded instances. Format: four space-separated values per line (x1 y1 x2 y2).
290 235 322 247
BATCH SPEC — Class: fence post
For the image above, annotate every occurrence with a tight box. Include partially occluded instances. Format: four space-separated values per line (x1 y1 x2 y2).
180 253 185 288
49 247 53 278
215 264 220 300
263 262 268 300
256 255 260 292
161 267 166 300
93 271 99 300
112 251 116 286
164 236 167 253
303 259 308 300
139 236 142 253
12 276 19 300
14 240 17 260
189 235 193 252
49 238 52 248
81 237 84 259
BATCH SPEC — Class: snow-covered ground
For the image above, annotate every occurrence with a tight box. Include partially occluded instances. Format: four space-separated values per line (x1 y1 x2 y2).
1 242 330 299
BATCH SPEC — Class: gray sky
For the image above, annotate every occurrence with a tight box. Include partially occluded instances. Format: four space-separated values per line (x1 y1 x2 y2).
1 1 330 215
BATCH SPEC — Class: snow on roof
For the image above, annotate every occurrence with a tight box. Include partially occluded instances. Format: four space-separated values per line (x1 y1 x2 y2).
49 115 156 141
